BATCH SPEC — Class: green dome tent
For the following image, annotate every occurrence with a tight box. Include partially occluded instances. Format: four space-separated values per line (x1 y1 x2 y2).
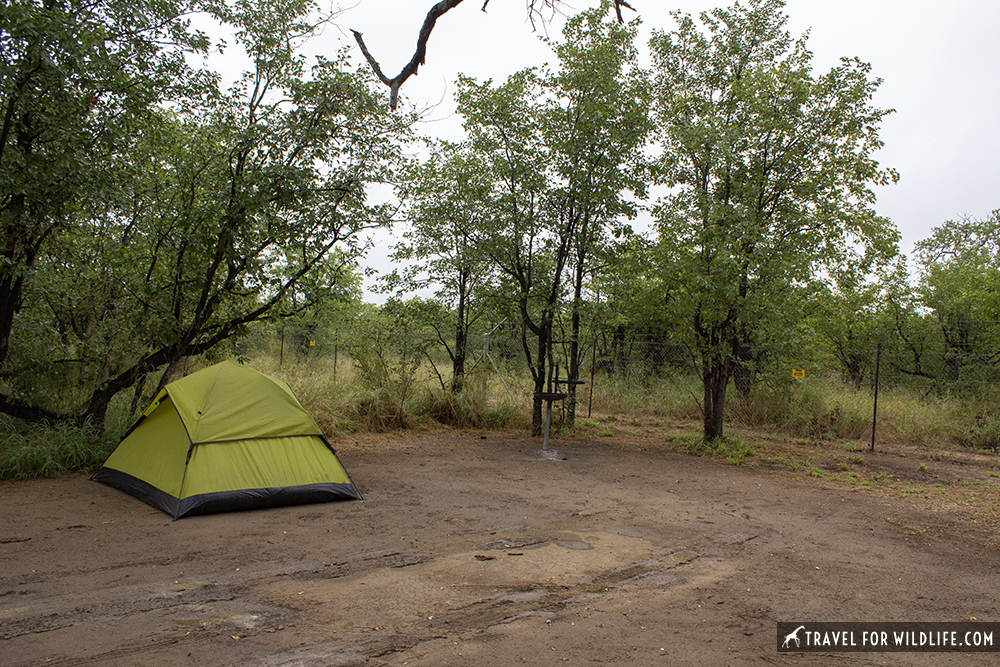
93 361 360 518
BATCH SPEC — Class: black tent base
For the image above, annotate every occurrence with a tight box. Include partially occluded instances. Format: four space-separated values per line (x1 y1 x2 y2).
93 468 360 519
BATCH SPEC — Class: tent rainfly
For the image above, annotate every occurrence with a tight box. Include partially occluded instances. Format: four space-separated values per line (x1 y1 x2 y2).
93 361 360 518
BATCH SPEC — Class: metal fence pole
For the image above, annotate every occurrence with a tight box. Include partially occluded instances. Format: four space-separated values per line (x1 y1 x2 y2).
871 342 881 452
279 325 285 367
588 334 597 418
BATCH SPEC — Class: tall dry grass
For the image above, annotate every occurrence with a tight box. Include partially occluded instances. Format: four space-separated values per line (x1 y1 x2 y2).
3 351 997 480
255 353 524 433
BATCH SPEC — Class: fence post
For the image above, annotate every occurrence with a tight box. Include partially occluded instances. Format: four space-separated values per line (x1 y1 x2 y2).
588 334 597 418
871 342 881 452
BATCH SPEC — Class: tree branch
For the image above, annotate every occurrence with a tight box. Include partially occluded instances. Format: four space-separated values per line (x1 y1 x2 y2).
613 0 636 24
352 0 466 110
352 0 637 110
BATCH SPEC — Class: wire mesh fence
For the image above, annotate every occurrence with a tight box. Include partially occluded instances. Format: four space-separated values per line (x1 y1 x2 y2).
474 324 999 446
247 319 1000 450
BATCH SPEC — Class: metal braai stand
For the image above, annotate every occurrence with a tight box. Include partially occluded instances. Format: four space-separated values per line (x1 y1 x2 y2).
533 364 585 457
554 373 585 422
535 391 567 452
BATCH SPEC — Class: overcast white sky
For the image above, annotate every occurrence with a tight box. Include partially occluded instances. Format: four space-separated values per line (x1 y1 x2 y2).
320 0 1000 295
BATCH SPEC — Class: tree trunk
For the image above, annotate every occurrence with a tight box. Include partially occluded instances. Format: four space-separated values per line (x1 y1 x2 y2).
566 258 586 426
0 195 47 373
452 324 466 392
566 338 579 425
531 315 550 436
521 304 555 437
702 353 730 442
0 276 19 371
452 273 468 392
84 393 111 431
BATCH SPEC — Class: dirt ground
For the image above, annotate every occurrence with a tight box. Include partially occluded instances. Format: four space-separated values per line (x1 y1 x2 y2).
2 422 1000 666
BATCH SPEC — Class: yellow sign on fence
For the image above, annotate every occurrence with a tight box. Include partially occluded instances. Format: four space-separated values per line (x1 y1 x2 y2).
791 369 805 379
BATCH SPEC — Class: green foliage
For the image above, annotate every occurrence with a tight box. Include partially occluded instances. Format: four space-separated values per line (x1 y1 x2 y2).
453 1 651 434
861 212 1000 399
0 417 112 480
1 0 209 417
807 259 899 389
3 0 998 475
959 410 1000 452
912 210 1000 386
1 0 409 429
385 140 492 389
387 141 492 304
649 0 899 441
678 434 756 466
337 301 438 430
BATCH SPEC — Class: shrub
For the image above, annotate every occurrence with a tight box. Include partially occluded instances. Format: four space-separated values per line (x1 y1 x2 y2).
419 388 516 430
0 418 112 480
959 410 1000 452
672 433 756 466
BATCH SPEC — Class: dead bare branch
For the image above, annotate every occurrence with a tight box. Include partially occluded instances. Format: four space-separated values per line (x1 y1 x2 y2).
352 1 637 111
614 0 636 24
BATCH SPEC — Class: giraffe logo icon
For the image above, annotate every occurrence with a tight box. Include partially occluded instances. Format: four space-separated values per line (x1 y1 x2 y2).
782 625 806 649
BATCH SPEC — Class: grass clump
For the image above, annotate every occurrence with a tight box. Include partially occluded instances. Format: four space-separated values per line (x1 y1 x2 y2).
671 433 756 466
0 388 136 480
589 373 702 422
418 387 516 430
958 410 1000 452
0 417 114 480
348 387 410 431
729 382 872 441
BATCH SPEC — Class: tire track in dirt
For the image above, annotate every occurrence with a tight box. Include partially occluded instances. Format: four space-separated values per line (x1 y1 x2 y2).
3 431 1000 666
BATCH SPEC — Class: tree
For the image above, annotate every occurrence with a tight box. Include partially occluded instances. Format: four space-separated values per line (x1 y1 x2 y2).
272 247 365 364
458 69 556 435
883 256 941 385
914 210 1000 384
456 1 646 435
339 298 439 429
385 141 493 391
541 1 651 423
350 0 636 109
809 260 894 389
0 0 208 420
650 0 899 441
1 0 410 427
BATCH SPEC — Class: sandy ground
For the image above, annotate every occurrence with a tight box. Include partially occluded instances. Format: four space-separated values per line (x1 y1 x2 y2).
2 426 999 666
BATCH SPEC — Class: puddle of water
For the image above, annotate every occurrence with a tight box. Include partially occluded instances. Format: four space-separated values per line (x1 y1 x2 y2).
483 537 549 550
660 550 698 566
532 449 568 461
555 539 593 551
170 603 260 629
620 570 681 590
